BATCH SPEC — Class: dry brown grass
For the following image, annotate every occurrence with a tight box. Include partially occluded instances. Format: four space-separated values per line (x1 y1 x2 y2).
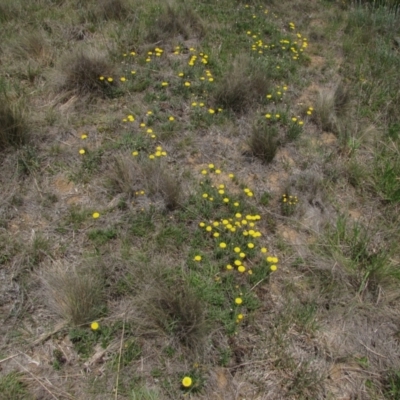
107 155 182 210
248 122 279 163
41 263 105 325
55 50 115 97
146 4 205 42
11 32 53 65
213 54 271 113
0 99 28 152
313 80 350 134
145 283 208 348
91 0 132 21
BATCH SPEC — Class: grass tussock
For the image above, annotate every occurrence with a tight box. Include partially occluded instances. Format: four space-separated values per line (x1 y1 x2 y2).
56 50 114 97
213 55 271 113
313 81 350 134
249 122 278 163
0 100 28 152
42 263 105 325
108 155 182 210
11 32 53 65
92 0 132 21
146 4 205 42
147 283 208 347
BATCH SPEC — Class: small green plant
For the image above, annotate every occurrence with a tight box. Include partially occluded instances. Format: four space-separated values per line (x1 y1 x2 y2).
383 369 400 399
281 193 298 216
0 372 31 400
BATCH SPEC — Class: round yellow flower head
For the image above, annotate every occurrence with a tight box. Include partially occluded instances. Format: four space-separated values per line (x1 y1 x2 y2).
182 377 192 388
92 212 100 219
194 255 202 261
79 149 85 155
235 297 243 305
91 321 99 330
238 265 246 273
270 265 277 272
219 242 227 249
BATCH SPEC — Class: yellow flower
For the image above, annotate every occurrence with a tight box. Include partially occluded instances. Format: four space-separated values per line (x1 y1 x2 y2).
208 163 214 169
92 212 100 219
208 109 215 114
270 265 277 271
161 82 168 86
239 252 246 258
238 265 246 273
107 77 113 82
201 169 207 175
168 116 175 121
194 255 202 261
91 321 99 330
120 77 126 82
213 232 220 237
81 134 87 139
132 151 138 156
229 173 234 178
235 297 243 305
237 314 244 320
178 72 184 77
202 193 208 198
79 149 85 155
234 202 239 207
234 260 241 266
215 169 221 174
265 114 271 119
199 222 205 227
184 82 191 87
206 226 212 232
261 247 267 253
99 76 105 81
292 117 297 122
223 198 229 203
275 114 280 119
248 243 254 249
131 70 136 74
219 242 227 249
266 94 272 99
182 377 192 388
226 264 233 270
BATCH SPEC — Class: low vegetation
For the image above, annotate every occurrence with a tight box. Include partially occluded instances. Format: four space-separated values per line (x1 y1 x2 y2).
0 0 399 398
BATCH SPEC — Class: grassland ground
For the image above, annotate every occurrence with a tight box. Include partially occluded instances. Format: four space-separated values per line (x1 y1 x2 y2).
0 0 400 399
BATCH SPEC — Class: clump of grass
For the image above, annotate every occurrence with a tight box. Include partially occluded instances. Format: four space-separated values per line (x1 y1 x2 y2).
213 55 271 113
147 284 208 347
92 0 131 21
11 32 53 65
0 100 28 152
42 263 105 325
248 122 278 163
107 155 181 209
142 161 182 211
313 81 350 134
0 372 30 400
56 50 114 97
146 4 204 42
